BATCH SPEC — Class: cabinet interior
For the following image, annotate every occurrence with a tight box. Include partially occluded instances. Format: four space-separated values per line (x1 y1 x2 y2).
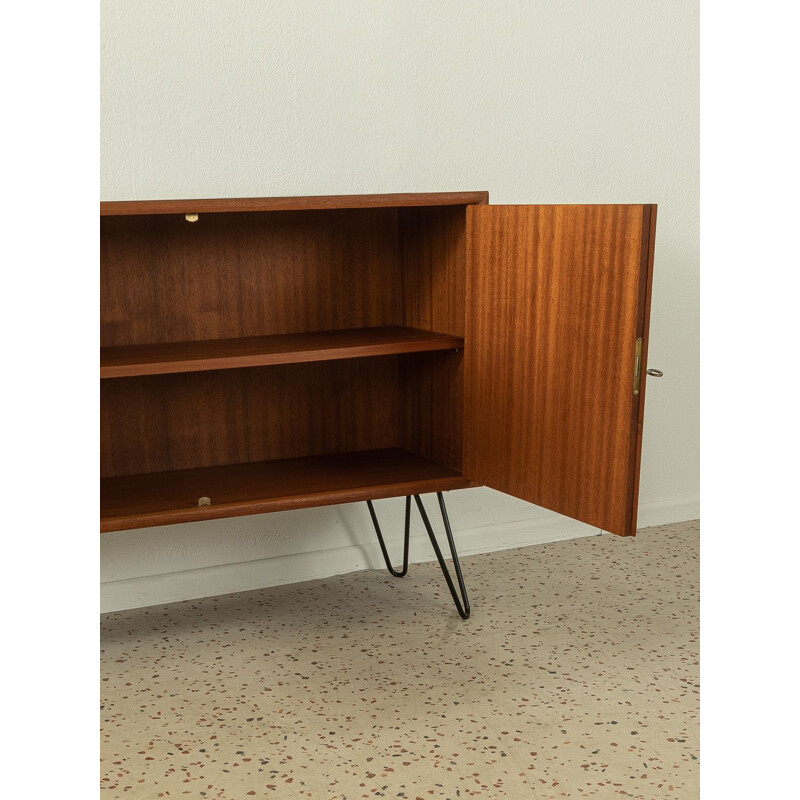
100 204 471 530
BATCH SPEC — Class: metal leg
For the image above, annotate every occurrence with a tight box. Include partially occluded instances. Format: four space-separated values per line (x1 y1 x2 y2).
366 492 471 618
366 495 411 577
414 492 471 619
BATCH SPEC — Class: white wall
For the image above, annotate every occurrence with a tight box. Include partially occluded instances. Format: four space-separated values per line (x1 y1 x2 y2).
100 0 699 612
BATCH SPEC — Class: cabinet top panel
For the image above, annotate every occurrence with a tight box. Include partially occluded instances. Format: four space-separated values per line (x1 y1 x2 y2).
100 191 489 216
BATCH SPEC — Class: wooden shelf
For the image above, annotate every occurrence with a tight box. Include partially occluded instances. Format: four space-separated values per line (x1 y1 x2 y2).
101 326 463 378
101 449 471 532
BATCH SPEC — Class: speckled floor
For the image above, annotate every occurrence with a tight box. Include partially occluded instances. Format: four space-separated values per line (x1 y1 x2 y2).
101 519 699 799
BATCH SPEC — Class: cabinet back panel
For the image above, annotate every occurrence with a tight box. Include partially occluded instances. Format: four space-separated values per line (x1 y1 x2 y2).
101 209 403 347
101 359 402 478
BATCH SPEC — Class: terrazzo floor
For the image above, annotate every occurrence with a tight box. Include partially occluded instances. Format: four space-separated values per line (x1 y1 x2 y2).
101 519 699 799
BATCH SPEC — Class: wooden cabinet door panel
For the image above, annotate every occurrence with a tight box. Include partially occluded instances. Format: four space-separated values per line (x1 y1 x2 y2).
464 205 656 536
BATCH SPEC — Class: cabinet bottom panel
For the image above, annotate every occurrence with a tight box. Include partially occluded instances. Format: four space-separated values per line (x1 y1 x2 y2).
101 448 472 532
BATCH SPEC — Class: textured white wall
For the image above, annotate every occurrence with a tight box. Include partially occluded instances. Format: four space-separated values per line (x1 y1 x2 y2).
100 0 699 611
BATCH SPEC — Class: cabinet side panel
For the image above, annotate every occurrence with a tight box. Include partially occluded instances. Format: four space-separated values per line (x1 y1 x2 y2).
400 351 463 471
398 206 466 469
100 358 402 478
400 206 466 336
100 208 403 347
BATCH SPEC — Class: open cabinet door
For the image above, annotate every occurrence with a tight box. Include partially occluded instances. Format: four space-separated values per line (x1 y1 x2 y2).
464 205 656 536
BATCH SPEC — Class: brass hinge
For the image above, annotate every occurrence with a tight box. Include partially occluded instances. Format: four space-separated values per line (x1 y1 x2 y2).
633 337 643 395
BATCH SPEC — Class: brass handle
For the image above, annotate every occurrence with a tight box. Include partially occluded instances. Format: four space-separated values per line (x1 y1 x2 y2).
646 369 663 377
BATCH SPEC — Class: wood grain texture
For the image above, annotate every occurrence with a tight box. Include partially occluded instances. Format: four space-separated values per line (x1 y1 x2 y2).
101 209 403 347
101 359 403 478
100 192 489 216
400 351 464 472
464 205 656 537
398 206 467 470
101 326 463 378
101 448 471 532
400 206 467 336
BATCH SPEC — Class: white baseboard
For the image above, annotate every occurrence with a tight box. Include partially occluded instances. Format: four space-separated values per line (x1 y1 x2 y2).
101 493 699 613
636 493 700 528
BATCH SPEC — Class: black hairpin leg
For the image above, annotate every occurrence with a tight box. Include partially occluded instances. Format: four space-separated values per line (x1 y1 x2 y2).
366 492 471 619
367 495 411 577
414 493 471 619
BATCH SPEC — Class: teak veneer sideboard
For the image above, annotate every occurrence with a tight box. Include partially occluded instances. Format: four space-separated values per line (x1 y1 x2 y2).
100 192 657 549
